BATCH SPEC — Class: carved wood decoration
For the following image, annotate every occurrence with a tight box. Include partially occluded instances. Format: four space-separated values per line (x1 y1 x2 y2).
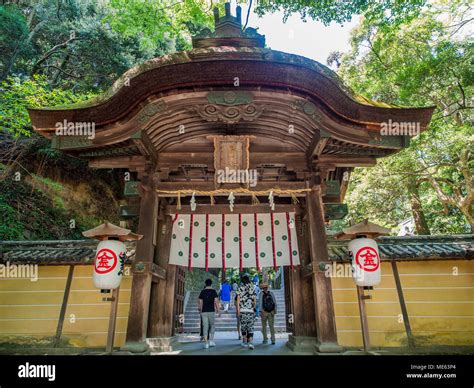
191 104 264 124
208 135 253 187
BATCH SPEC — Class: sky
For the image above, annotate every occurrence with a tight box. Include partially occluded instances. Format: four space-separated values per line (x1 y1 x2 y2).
231 1 360 65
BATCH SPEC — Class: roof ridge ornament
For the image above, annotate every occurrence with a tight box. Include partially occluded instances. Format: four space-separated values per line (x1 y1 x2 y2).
192 2 265 48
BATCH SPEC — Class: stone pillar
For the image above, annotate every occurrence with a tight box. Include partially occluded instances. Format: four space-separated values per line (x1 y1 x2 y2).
122 173 158 353
305 185 342 353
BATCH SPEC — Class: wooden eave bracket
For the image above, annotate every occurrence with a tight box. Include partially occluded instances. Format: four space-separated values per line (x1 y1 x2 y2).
131 130 158 166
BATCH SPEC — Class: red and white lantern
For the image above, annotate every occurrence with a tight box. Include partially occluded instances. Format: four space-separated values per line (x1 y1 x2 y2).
348 237 381 286
93 240 127 290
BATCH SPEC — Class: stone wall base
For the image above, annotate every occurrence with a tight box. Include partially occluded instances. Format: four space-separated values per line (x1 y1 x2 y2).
286 335 317 353
146 336 178 353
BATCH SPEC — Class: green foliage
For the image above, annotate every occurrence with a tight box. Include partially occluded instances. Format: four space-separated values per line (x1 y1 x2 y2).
0 5 32 78
252 0 427 26
0 75 96 137
0 202 24 240
337 1 473 234
0 171 80 240
106 0 222 51
0 0 230 240
0 0 185 91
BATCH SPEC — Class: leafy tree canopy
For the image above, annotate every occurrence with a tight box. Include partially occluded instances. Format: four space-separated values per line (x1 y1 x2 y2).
252 0 428 26
334 0 473 234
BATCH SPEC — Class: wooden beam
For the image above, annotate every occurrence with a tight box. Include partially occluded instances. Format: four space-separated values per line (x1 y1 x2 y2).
124 174 158 346
136 177 157 262
305 184 341 352
391 261 415 348
89 155 147 169
340 168 352 201
54 265 74 347
165 204 303 215
157 152 308 171
131 130 157 165
308 134 330 158
124 272 152 347
148 214 178 338
317 155 377 167
357 286 371 352
105 287 120 353
51 134 93 150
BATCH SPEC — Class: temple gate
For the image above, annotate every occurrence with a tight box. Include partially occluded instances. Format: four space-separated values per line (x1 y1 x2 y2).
27 3 434 353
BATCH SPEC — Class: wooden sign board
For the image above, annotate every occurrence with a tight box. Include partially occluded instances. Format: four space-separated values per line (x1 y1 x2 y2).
207 135 254 187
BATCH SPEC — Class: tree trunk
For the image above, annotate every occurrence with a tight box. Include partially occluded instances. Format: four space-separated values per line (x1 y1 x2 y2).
408 179 430 235
459 203 474 232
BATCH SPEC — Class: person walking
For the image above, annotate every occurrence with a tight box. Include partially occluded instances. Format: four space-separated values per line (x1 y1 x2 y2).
198 279 220 349
236 273 257 350
259 283 277 345
235 293 241 340
253 281 261 317
220 279 232 312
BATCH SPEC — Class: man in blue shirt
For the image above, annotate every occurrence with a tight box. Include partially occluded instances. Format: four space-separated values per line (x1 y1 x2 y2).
220 279 232 312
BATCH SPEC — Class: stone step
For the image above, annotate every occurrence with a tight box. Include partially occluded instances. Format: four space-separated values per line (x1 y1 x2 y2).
181 328 287 333
186 297 286 303
184 321 287 326
184 288 287 332
184 317 287 322
185 327 287 330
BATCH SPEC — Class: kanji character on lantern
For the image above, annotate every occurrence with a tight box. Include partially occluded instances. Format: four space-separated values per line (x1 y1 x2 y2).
82 222 142 292
349 238 381 286
93 240 125 290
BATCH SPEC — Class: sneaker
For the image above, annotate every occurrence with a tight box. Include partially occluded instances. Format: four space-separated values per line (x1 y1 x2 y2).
204 342 209 349
271 341 276 345
209 341 216 347
241 342 248 347
248 343 254 350
262 340 268 344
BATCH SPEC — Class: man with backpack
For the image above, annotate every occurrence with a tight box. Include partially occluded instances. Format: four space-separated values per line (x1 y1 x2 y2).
259 283 277 345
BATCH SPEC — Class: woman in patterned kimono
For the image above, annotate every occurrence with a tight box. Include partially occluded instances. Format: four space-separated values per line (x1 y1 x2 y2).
236 273 257 349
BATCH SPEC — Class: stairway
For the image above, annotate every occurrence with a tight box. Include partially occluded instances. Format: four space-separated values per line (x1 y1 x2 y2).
183 288 287 333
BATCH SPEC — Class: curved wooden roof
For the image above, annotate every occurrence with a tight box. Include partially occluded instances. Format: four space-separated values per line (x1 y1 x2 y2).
28 47 434 134
26 3 434 194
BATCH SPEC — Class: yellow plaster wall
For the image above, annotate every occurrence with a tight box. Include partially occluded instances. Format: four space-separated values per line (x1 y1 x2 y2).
331 260 474 348
1 259 472 349
0 265 132 348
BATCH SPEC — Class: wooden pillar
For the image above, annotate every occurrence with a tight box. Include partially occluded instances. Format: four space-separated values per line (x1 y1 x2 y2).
54 265 74 347
391 261 415 348
106 287 120 353
123 173 158 352
357 286 371 351
146 204 179 352
286 212 318 352
305 184 342 353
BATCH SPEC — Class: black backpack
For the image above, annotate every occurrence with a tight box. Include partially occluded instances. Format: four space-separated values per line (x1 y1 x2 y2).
262 292 275 312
